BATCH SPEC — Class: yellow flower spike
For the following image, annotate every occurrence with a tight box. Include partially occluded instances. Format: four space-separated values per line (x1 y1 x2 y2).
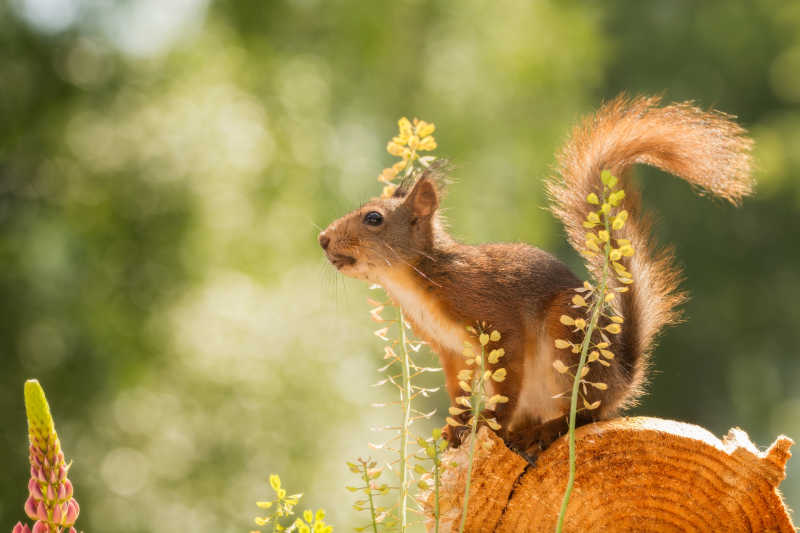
560 315 575 326
585 238 601 252
398 117 413 138
601 350 615 359
584 399 602 410
596 341 610 349
591 382 608 390
446 417 462 427
448 406 465 415
418 136 437 151
457 369 472 380
580 366 589 378
615 286 629 293
489 394 509 404
459 380 472 392
605 323 622 334
485 418 502 431
488 349 504 364
587 350 600 362
462 346 474 357
586 192 600 205
598 230 610 242
571 343 581 354
586 212 600 224
583 220 598 229
609 248 622 261
381 184 397 198
391 160 407 173
378 167 396 183
620 244 635 257
573 318 586 330
304 510 313 523
572 294 587 307
604 292 615 302
269 474 281 492
416 120 435 137
408 135 420 150
387 141 405 157
610 315 624 324
553 360 570 373
554 339 571 349
479 333 490 346
456 396 471 407
600 203 611 215
601 170 618 188
489 330 501 342
491 368 507 382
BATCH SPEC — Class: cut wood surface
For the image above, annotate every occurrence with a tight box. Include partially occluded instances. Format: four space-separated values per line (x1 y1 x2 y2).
419 417 795 532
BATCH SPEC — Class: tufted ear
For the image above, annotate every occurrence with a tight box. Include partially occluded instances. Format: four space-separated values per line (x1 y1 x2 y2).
404 177 439 217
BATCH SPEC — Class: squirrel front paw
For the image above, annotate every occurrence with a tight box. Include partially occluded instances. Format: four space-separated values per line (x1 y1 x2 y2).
442 423 471 448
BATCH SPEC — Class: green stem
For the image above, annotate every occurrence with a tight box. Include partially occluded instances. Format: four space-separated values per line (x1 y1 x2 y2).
458 343 485 533
398 311 412 533
363 462 380 533
554 195 612 533
433 453 440 533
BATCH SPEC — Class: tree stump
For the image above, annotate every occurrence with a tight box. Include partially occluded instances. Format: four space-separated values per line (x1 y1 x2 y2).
420 417 795 532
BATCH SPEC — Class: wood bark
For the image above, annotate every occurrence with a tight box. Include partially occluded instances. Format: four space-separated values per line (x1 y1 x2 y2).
419 417 795 532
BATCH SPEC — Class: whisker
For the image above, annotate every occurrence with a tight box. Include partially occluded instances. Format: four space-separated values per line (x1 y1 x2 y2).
382 243 443 288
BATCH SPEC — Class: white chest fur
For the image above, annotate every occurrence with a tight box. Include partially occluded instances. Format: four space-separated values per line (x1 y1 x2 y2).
379 274 468 356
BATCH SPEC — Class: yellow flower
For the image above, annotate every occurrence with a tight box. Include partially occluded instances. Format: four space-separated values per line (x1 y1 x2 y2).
418 136 437 151
552 360 569 374
378 167 397 184
381 184 397 198
398 117 413 139
387 141 407 157
416 120 435 137
554 339 571 349
491 368 507 382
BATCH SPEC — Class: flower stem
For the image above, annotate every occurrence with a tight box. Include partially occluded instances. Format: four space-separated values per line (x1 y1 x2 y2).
398 311 412 533
554 193 611 533
433 453 441 533
362 461 380 533
458 343 485 533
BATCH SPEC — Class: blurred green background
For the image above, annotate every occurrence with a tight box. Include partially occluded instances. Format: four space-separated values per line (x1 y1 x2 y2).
2 1 799 530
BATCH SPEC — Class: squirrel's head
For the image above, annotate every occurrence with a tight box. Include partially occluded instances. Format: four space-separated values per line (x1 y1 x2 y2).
319 175 442 282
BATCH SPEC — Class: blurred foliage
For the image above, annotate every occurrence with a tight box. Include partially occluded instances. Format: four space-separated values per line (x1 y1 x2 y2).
1 1 799 530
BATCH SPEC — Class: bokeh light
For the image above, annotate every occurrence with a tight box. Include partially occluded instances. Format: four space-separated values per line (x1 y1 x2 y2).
1 2 799 531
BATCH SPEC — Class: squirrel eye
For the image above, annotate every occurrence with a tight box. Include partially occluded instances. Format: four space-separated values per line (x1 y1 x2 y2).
363 211 384 226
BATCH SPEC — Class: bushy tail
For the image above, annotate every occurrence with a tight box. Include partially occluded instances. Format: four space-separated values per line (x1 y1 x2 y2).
546 94 753 404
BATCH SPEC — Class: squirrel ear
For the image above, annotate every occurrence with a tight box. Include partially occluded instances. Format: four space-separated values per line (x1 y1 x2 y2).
405 177 439 217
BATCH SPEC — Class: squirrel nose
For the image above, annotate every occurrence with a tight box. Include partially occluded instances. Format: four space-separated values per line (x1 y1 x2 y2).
319 232 330 250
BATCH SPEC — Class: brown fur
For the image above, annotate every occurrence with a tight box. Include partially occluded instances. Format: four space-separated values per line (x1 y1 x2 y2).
319 95 754 460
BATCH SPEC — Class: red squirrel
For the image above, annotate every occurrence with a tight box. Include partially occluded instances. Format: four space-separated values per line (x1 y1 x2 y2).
318 95 753 459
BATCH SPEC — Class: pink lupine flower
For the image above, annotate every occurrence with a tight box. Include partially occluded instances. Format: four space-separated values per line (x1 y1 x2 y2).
12 380 80 533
